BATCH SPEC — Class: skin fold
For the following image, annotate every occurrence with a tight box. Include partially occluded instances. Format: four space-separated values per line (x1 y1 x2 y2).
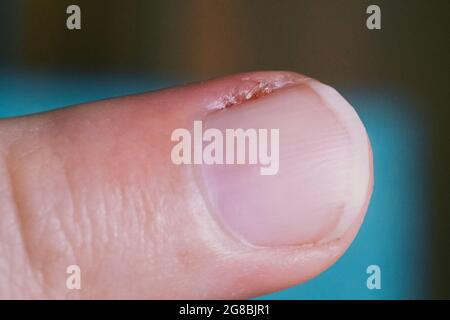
0 71 373 299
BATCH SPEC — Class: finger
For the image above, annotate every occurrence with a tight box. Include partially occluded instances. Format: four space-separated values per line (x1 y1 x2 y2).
0 71 373 299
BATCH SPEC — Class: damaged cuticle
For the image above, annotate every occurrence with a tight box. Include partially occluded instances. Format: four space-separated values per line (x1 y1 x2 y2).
207 74 310 111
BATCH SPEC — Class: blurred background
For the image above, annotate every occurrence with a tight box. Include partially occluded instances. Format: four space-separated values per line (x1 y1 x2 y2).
0 0 448 299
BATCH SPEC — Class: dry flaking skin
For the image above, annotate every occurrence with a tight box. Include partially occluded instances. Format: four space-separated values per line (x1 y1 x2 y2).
207 73 311 110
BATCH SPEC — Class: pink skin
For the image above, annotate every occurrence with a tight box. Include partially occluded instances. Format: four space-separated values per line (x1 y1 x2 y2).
0 71 373 299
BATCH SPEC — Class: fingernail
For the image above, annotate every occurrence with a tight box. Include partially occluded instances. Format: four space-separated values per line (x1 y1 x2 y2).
199 81 373 247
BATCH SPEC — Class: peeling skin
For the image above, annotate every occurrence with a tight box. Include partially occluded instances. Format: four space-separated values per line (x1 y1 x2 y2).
207 73 311 110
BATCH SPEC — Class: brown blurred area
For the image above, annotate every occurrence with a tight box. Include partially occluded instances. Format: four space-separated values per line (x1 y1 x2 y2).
19 0 449 85
2 0 449 297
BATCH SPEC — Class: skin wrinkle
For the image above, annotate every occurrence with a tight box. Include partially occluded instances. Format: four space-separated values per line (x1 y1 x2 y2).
0 154 31 297
47 118 101 257
1 130 83 298
58 156 92 263
2 151 43 297
47 112 147 290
